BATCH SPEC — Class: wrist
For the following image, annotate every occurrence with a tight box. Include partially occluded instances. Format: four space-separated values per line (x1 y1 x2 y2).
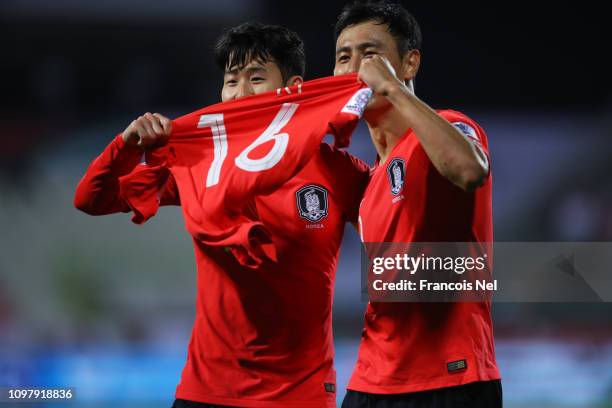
383 80 410 100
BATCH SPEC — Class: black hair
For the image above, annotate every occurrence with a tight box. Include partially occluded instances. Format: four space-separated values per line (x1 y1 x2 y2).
334 0 422 56
214 21 305 82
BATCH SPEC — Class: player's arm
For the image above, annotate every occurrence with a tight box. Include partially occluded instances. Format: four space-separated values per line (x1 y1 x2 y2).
74 113 175 215
359 56 489 192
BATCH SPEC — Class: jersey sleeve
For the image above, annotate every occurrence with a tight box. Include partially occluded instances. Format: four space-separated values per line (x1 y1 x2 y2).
74 134 180 220
442 110 491 176
322 144 371 224
117 161 179 224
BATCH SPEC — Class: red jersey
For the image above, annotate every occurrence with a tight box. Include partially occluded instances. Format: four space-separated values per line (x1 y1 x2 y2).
113 75 372 268
74 75 370 406
176 143 368 407
349 110 500 394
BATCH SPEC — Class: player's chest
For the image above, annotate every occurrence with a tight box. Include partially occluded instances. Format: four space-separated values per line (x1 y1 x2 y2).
255 164 345 239
359 140 428 230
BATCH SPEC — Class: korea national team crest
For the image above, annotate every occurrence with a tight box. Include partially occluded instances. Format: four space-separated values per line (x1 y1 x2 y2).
386 158 405 195
296 185 328 222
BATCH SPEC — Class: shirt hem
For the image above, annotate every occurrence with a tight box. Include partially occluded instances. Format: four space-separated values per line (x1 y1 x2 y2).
176 389 335 408
347 369 500 395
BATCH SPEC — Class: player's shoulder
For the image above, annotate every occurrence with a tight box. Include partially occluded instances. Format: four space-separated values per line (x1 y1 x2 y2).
438 108 470 119
438 109 479 127
438 109 488 144
318 142 370 175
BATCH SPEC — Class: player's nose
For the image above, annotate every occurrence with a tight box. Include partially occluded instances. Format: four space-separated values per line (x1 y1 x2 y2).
236 81 255 99
345 57 361 74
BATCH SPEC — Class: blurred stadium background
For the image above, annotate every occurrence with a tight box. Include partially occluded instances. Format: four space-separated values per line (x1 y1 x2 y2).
1 0 611 407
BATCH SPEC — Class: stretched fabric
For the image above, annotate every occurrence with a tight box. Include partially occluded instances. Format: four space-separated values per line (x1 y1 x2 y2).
119 73 372 266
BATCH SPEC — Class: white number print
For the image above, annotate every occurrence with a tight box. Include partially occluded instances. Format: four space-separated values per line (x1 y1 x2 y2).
235 103 298 172
198 103 299 187
198 114 228 187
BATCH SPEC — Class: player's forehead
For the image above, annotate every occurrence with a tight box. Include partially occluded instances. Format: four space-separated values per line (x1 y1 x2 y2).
335 20 395 53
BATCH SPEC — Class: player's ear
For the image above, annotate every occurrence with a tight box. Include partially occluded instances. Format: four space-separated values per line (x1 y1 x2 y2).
286 75 303 87
401 49 421 83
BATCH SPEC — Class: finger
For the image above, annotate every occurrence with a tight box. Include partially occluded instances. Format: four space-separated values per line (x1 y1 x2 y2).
148 114 165 136
357 68 366 82
153 113 172 134
136 130 152 149
137 115 156 148
131 119 147 143
139 113 157 137
142 112 164 136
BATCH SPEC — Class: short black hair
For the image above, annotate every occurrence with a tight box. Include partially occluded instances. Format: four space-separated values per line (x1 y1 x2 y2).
334 0 422 56
214 22 305 82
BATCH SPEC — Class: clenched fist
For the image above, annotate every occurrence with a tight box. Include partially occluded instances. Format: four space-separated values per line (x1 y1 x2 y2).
357 55 404 97
121 112 172 150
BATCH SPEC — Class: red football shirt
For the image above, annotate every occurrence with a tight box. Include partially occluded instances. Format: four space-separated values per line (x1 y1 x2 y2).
75 136 369 407
75 75 373 407
112 75 371 268
176 143 368 407
349 110 500 394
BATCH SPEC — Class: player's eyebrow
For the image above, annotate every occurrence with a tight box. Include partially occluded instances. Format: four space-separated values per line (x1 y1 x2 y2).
336 40 383 55
335 46 352 56
358 41 383 51
224 65 267 75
